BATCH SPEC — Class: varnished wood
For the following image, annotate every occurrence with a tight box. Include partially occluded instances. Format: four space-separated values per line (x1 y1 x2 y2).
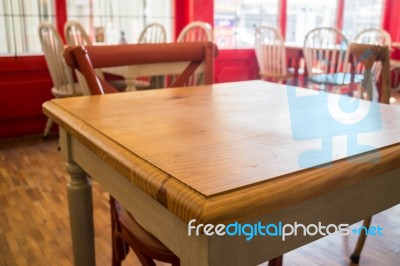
63 42 218 94
349 43 391 103
42 80 400 265
348 43 392 265
43 81 400 224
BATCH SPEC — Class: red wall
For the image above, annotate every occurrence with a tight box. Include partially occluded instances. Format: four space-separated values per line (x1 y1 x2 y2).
383 0 400 59
215 50 259 83
0 57 53 138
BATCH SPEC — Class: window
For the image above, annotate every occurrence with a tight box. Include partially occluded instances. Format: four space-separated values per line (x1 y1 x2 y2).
286 0 338 45
214 0 279 49
342 0 384 39
0 0 55 56
67 0 173 44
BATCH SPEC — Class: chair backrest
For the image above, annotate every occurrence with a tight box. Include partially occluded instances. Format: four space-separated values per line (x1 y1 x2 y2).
39 21 78 97
350 43 391 103
254 26 287 80
177 21 213 42
64 20 104 95
138 23 167 43
63 42 218 95
64 20 92 46
353 28 392 46
303 27 350 76
353 28 391 83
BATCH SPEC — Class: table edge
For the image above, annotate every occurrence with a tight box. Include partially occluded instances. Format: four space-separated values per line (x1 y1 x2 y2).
42 98 400 224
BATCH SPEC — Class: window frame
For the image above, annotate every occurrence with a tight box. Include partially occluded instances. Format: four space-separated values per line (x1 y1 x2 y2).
213 0 386 50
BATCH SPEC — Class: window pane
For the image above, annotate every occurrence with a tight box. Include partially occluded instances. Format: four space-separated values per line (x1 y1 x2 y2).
67 0 173 44
342 0 384 39
286 0 338 45
214 0 279 49
0 0 55 56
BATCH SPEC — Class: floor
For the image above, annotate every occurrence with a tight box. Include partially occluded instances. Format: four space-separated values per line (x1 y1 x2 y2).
0 89 400 266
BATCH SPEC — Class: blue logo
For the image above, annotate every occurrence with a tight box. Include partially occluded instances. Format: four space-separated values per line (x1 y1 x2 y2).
287 50 382 168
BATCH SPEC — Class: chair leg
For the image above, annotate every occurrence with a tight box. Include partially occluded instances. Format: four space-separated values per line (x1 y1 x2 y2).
350 217 372 265
111 196 129 266
268 255 283 266
43 118 53 138
132 248 157 266
112 232 129 266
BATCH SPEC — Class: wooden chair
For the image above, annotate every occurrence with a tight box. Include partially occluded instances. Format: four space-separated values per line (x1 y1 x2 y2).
353 28 392 89
177 21 213 42
64 20 106 95
63 42 218 266
64 20 93 47
254 26 293 83
64 20 127 93
176 22 213 86
348 43 391 265
303 27 353 93
138 23 167 43
137 23 168 89
39 21 81 138
64 42 217 94
354 28 391 47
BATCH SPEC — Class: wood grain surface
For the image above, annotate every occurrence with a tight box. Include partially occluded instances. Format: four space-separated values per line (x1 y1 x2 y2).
43 80 400 224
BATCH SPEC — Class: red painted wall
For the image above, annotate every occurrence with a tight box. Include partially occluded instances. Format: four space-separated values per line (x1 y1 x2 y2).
215 50 259 83
0 56 53 138
383 0 400 59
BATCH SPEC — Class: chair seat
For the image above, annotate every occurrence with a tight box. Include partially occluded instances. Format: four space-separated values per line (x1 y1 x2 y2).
51 83 82 98
115 201 179 260
259 71 294 80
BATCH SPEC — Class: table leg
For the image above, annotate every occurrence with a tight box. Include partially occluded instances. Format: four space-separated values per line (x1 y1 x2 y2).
65 161 95 266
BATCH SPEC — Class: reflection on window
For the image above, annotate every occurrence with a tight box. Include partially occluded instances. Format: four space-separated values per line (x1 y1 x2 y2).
342 0 383 39
286 0 337 45
0 0 55 56
67 0 173 44
214 0 279 49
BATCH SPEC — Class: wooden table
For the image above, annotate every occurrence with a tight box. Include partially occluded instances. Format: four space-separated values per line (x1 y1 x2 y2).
42 80 400 266
103 61 201 91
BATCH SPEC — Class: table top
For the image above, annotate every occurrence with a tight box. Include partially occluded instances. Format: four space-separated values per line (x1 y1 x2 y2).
43 80 400 224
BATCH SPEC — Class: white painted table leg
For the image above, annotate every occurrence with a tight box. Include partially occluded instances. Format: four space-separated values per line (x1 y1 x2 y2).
65 161 95 266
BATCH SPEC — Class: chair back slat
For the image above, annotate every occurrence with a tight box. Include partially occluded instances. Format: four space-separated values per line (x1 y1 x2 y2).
303 27 350 77
176 22 213 86
177 21 213 42
353 28 392 84
254 26 288 82
354 28 391 46
138 23 167 43
39 21 78 97
64 20 92 46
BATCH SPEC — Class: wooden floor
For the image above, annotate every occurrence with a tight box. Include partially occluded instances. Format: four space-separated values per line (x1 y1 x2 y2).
1 89 400 266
